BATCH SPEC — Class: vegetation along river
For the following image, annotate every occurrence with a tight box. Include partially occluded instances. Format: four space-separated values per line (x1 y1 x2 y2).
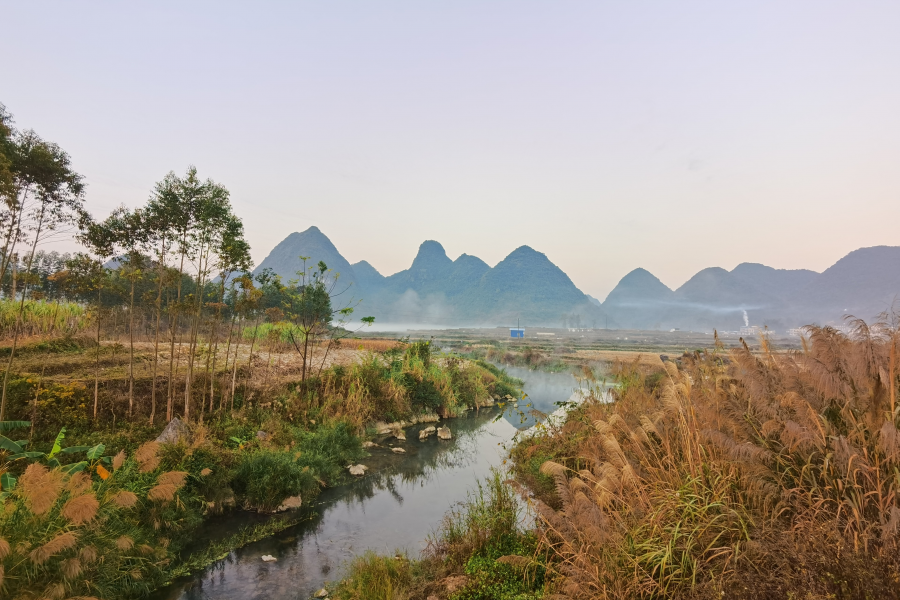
152 366 585 600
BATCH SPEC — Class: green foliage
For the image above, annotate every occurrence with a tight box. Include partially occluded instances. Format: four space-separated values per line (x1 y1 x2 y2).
405 340 433 367
333 551 416 600
231 450 316 512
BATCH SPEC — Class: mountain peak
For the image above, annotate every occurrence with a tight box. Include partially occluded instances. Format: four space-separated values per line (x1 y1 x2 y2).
410 240 452 271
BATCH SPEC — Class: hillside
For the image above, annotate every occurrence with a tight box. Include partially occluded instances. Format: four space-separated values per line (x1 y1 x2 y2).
253 231 900 332
253 226 360 293
255 232 605 327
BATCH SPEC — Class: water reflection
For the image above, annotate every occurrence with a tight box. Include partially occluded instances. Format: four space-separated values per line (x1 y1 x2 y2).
497 365 585 428
153 367 582 600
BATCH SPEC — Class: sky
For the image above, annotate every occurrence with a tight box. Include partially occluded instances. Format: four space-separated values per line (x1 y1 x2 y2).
2 1 899 300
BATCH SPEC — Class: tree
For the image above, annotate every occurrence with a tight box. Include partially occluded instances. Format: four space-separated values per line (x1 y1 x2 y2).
75 217 116 421
284 259 374 388
106 206 151 417
0 120 85 421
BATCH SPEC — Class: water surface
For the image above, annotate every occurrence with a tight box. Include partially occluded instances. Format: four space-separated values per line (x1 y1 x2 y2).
154 367 581 600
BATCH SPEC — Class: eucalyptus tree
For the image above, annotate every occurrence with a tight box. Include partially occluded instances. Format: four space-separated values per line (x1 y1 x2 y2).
181 181 243 421
106 206 151 417
146 167 207 421
0 119 86 421
75 216 117 421
142 189 177 425
204 215 251 417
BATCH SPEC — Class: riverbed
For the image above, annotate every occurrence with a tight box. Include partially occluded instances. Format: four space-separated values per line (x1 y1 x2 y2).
153 366 583 600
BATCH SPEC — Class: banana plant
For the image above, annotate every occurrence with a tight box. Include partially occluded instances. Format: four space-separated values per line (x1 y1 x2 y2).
0 424 113 497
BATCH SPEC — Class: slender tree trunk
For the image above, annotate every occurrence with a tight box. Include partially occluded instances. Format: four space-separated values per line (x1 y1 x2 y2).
183 249 208 420
128 273 135 417
230 316 243 412
206 280 226 414
150 240 166 425
219 312 236 413
0 205 46 421
167 242 187 421
246 312 263 378
0 186 29 287
29 365 44 443
93 282 102 421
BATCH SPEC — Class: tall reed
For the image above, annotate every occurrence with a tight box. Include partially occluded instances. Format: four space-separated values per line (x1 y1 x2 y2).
527 319 900 599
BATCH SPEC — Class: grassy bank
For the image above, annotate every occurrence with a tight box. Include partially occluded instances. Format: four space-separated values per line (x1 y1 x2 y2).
332 470 546 600
0 339 522 599
508 321 900 599
334 320 900 599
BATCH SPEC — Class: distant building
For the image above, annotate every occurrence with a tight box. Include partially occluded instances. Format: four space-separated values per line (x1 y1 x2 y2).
510 328 524 338
740 326 774 337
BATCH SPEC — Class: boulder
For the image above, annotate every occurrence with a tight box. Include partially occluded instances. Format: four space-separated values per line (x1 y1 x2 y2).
315 588 328 598
362 441 377 449
419 426 436 441
393 428 406 441
261 554 277 562
348 464 368 476
412 413 440 424
155 417 192 445
437 426 452 440
256 430 270 441
276 495 302 511
391 447 406 454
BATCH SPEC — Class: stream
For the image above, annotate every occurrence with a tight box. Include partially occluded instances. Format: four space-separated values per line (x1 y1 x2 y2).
152 366 584 600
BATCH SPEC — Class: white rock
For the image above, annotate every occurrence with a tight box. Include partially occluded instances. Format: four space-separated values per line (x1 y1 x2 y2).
391 447 406 454
261 554 277 562
437 426 452 440
348 464 368 476
315 588 328 598
362 441 377 448
276 495 302 511
419 426 437 441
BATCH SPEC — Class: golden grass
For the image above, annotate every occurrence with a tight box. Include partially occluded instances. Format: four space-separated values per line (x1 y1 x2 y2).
525 319 900 598
110 490 138 508
61 493 99 525
344 338 404 353
29 531 77 565
19 463 63 516
134 441 160 473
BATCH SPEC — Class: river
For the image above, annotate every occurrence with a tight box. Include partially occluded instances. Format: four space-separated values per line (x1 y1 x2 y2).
152 365 583 600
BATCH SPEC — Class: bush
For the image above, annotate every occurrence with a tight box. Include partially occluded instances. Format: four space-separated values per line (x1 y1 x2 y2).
231 450 315 511
334 551 415 600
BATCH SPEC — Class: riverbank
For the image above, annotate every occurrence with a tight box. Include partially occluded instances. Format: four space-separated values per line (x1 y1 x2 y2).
332 321 900 599
0 338 523 599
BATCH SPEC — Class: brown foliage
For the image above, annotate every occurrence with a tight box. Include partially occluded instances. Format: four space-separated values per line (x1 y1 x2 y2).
61 493 99 525
112 449 126 470
525 320 900 599
147 483 177 502
29 531 77 565
134 441 160 473
110 490 138 508
19 463 64 515
157 470 187 488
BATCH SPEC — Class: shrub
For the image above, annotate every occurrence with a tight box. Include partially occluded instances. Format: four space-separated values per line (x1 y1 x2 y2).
231 450 315 511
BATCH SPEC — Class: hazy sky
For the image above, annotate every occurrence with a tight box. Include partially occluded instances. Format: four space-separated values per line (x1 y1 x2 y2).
3 1 898 300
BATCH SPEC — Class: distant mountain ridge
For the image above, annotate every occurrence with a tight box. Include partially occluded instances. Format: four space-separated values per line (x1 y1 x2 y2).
255 229 900 330
256 228 603 326
602 246 900 331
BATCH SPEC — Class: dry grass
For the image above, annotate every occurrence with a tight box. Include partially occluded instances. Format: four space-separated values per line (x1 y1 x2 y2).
526 318 900 599
342 338 404 353
61 493 99 525
19 463 64 516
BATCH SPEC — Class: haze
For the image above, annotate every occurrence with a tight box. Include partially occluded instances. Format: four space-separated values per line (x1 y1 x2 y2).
2 1 898 300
